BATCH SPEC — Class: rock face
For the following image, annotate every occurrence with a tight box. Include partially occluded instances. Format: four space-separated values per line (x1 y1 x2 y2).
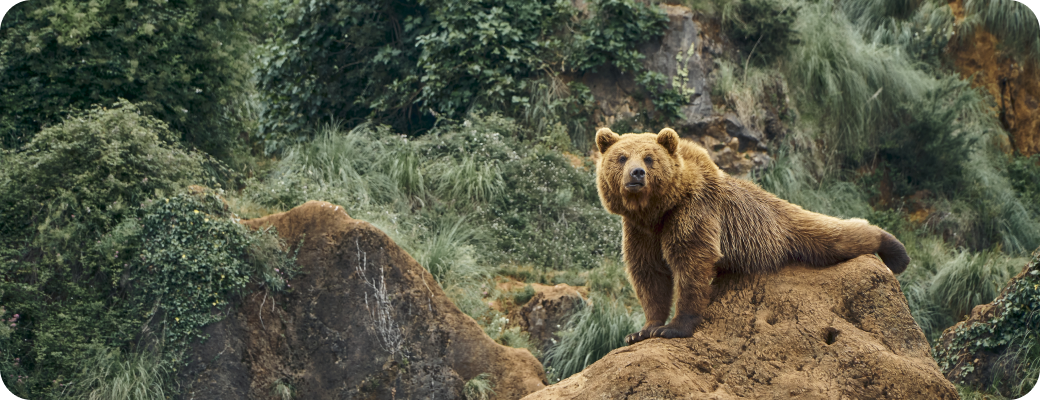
948 0 1040 156
580 5 718 129
579 4 774 176
523 256 958 399
177 201 546 400
509 284 586 353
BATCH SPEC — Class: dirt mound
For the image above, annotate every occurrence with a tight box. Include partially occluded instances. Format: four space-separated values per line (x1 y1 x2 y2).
177 201 546 400
523 256 957 399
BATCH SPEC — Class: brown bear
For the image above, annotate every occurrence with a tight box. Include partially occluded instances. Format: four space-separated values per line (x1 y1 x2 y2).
595 127 910 345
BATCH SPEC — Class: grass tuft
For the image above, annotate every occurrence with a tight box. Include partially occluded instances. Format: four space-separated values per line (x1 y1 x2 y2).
544 293 644 381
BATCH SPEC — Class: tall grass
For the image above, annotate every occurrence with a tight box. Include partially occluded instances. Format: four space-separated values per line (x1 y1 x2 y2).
63 348 166 400
786 2 932 159
463 373 496 400
929 248 1024 319
543 293 645 381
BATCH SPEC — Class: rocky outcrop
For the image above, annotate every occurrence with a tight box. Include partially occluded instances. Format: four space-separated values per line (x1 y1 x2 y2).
523 256 958 399
579 4 774 176
934 247 1040 397
580 5 720 130
948 0 1040 156
509 284 586 353
177 201 546 400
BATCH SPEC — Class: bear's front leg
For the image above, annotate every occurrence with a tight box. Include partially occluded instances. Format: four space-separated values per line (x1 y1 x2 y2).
647 224 721 340
621 222 672 345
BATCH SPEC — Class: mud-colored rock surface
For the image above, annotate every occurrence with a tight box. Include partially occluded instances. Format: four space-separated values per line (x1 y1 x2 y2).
177 201 546 400
523 256 957 399
509 284 586 353
948 0 1040 156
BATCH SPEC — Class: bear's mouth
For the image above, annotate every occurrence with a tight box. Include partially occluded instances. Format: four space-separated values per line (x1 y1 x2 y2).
625 182 645 192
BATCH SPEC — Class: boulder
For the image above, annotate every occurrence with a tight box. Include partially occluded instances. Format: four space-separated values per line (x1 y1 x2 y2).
523 256 958 399
177 201 546 400
509 284 586 353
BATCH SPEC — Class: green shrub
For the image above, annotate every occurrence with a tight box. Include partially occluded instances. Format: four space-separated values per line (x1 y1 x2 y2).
257 0 667 152
513 284 537 305
929 248 1024 320
0 0 258 161
0 105 297 397
934 247 1040 398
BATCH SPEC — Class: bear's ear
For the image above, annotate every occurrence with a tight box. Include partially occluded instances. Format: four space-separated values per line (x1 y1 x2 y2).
657 128 679 154
596 128 620 153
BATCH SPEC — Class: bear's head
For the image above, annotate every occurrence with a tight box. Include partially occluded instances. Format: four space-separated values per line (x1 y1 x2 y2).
595 127 685 216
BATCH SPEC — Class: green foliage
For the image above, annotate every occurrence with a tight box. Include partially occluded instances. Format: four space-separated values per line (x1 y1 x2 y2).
257 0 667 152
0 106 297 398
463 372 496 400
513 284 536 305
1008 155 1040 216
0 101 207 253
723 0 799 65
543 293 644 381
272 378 296 400
934 247 1040 398
575 0 670 73
929 248 1023 320
0 0 258 161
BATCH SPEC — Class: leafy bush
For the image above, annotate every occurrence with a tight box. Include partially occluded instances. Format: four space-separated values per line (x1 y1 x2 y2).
0 105 296 397
258 0 667 152
0 0 258 161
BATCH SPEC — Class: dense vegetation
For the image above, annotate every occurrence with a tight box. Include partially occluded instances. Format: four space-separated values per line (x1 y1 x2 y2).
1 0 1039 398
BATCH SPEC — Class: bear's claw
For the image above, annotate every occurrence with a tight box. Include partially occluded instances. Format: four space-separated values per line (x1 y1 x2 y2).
625 315 703 345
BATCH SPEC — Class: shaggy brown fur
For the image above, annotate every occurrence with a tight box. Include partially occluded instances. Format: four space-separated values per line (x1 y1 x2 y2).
595 127 910 344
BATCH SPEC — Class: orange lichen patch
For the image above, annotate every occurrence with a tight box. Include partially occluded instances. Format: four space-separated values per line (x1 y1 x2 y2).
947 0 1040 156
908 208 934 225
495 276 590 303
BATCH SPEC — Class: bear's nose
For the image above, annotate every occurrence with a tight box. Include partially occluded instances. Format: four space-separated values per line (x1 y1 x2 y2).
631 168 645 180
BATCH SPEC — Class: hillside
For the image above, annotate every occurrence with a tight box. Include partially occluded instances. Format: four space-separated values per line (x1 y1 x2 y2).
1 0 1039 399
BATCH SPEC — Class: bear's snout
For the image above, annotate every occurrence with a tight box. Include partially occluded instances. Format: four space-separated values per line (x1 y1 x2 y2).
626 167 646 192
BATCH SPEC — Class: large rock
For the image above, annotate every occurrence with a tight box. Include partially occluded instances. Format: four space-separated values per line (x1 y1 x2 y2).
523 256 958 399
509 284 586 353
177 201 546 400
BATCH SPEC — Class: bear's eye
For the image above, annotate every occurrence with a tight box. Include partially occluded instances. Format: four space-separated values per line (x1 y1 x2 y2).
644 156 653 167
619 155 628 163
